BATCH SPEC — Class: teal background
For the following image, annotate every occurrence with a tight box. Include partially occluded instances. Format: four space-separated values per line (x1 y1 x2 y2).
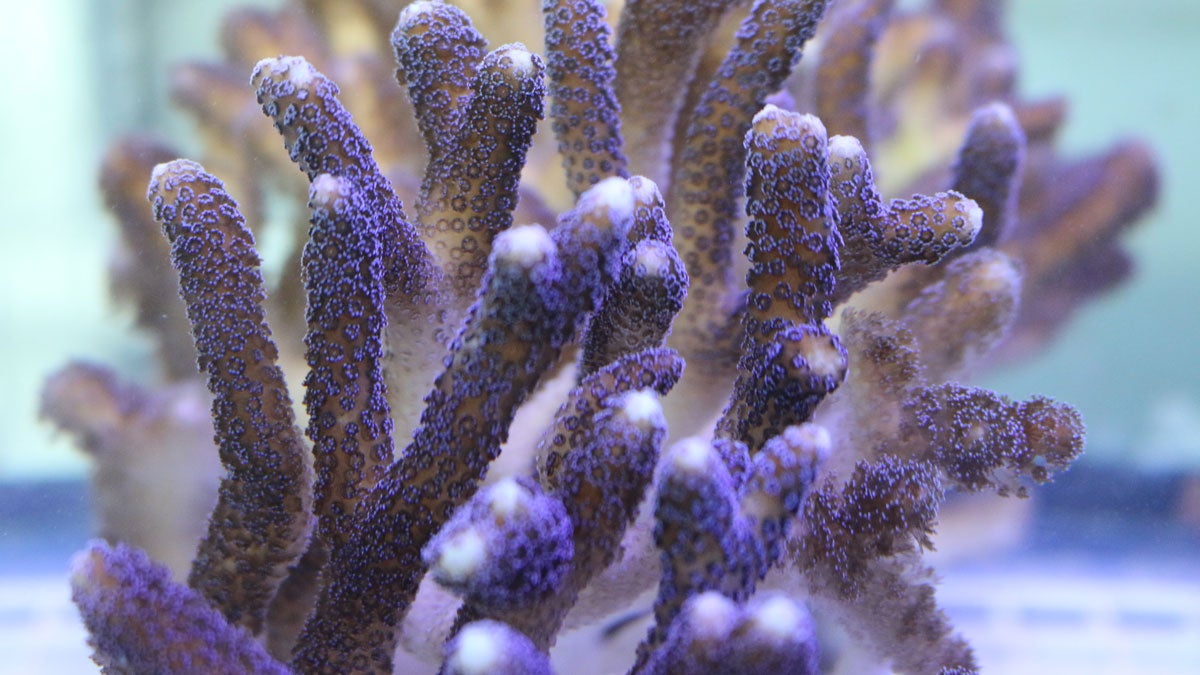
0 0 1197 479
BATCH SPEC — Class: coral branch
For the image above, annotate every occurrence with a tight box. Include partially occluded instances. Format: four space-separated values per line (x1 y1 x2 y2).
391 1 487 170
826 134 889 301
71 541 288 673
485 353 681 647
903 249 1021 379
717 322 847 452
635 438 758 668
580 177 688 376
950 102 1025 249
798 459 975 673
827 135 983 304
613 0 739 187
414 42 546 299
424 477 573 611
742 106 839 331
903 383 1085 496
582 239 688 376
543 0 629 196
294 179 637 672
302 174 393 545
740 424 828 567
148 160 311 634
832 309 926 462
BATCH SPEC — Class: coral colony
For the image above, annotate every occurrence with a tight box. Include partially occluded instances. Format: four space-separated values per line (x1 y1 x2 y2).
42 0 1158 673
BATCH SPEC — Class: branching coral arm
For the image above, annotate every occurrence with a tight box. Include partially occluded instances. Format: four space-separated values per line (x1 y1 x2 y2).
424 477 574 613
302 174 394 546
463 352 681 649
903 249 1021 379
253 53 448 444
412 43 546 299
666 0 830 369
740 107 839 332
798 458 976 674
391 0 487 170
827 135 983 304
950 102 1026 249
543 0 629 197
716 108 847 452
634 438 757 670
580 177 689 375
442 620 553 675
902 383 1085 496
581 239 688 376
613 0 741 188
71 541 289 673
148 160 312 635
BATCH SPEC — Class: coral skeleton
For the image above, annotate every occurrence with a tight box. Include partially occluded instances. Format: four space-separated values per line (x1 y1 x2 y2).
43 0 1158 673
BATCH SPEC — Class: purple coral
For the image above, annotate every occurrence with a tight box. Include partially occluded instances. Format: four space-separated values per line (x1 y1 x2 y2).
71 540 288 673
47 1 1160 673
423 477 574 610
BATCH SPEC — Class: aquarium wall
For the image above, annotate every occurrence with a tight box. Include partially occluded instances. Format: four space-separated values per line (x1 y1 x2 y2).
1 1 1197 673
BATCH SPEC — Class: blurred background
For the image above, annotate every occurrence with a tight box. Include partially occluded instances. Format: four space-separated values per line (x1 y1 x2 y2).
0 0 1196 672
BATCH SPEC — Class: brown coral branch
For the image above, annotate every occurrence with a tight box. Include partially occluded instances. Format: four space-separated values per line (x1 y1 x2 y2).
827 135 983 305
252 55 439 301
741 106 839 331
456 350 681 649
902 249 1021 379
543 0 629 197
634 438 758 669
666 0 830 370
148 160 312 635
950 102 1026 249
412 43 546 299
582 239 688 376
71 541 289 673
902 383 1084 496
813 0 894 144
293 179 637 673
613 0 741 187
302 174 394 546
580 177 689 376
391 1 488 171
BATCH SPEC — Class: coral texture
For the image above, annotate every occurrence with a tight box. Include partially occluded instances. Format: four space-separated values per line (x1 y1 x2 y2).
43 0 1158 673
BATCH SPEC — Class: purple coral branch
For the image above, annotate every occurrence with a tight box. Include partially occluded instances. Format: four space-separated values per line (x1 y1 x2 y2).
543 0 630 197
149 159 312 635
71 540 289 673
302 174 394 546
